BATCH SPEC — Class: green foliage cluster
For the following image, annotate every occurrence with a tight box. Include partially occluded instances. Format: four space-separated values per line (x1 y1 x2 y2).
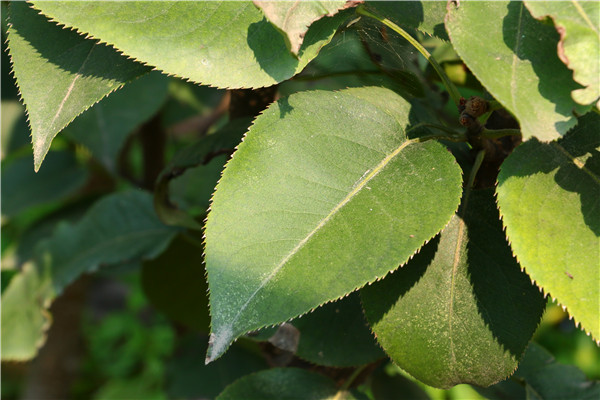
1 1 598 399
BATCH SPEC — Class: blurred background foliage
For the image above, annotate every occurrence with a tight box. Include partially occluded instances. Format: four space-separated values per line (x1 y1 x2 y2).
1 4 598 399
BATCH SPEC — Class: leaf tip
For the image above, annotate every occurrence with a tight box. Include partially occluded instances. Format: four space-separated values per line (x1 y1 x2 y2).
205 325 234 364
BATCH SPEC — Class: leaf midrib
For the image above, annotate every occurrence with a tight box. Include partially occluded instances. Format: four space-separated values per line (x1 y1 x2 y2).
447 187 473 381
229 138 418 329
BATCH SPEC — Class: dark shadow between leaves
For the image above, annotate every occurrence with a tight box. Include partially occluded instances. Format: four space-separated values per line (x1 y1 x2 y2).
465 189 546 359
360 236 438 326
501 2 584 133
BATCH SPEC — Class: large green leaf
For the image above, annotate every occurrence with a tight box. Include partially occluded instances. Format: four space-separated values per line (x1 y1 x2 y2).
255 0 348 55
38 190 180 293
31 1 350 89
445 1 587 141
63 71 169 173
361 189 546 389
496 112 600 342
7 1 149 171
216 368 359 400
1 150 88 217
525 1 600 106
0 262 52 361
205 87 463 361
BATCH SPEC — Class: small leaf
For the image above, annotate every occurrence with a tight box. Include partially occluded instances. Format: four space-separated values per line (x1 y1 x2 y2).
255 0 349 55
37 190 180 294
167 334 268 400
205 87 463 361
361 189 546 389
445 1 588 141
1 151 88 217
31 1 350 89
216 368 358 400
1 262 53 361
63 71 169 173
525 1 600 106
496 112 600 342
292 293 385 367
7 1 149 171
141 236 209 332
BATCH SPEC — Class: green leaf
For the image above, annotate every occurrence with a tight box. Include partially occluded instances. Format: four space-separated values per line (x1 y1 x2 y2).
255 0 348 55
365 1 450 40
496 112 600 342
525 1 600 106
1 262 53 361
37 190 180 294
205 87 463 361
7 1 149 171
361 189 546 389
1 151 88 217
141 236 209 332
63 71 169 173
31 1 350 89
216 368 358 400
14 201 91 268
445 1 587 141
2 191 180 361
478 343 600 400
167 334 268 400
292 293 385 367
517 343 600 400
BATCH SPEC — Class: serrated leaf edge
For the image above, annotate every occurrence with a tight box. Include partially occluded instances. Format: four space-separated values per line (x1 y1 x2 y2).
493 178 599 346
202 92 463 362
7 2 151 171
29 1 334 91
